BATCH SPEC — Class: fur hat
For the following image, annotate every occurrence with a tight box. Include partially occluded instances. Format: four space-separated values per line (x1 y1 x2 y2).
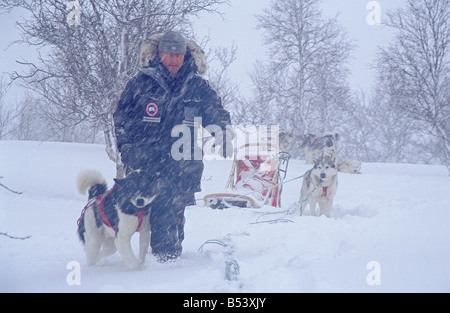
158 31 186 55
139 32 207 75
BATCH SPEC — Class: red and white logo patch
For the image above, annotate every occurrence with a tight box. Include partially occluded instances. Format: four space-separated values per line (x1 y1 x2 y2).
146 102 159 117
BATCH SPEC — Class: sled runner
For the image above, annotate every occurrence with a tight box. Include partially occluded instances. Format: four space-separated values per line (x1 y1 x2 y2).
204 137 290 209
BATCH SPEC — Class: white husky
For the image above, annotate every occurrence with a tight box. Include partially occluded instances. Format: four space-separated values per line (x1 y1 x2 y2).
338 158 362 174
299 155 338 217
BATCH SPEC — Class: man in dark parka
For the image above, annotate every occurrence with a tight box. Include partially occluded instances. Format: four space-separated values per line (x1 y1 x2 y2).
113 31 232 262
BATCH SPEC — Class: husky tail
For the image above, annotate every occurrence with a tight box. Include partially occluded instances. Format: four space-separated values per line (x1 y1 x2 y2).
77 170 107 199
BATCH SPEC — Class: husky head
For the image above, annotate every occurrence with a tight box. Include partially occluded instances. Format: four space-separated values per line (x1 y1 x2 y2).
302 131 340 164
279 131 294 151
322 130 340 151
113 170 162 210
301 131 339 149
338 159 362 174
312 155 338 182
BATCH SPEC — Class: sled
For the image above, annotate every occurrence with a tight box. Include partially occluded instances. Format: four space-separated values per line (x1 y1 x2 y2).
204 136 290 209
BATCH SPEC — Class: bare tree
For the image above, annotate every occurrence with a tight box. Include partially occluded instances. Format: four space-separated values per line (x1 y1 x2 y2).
0 0 229 175
377 0 450 172
366 87 418 163
205 44 244 123
0 232 30 240
331 92 374 162
0 77 18 140
245 0 354 142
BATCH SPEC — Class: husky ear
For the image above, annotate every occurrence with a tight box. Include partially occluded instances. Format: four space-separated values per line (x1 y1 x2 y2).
333 131 340 141
330 154 337 164
313 152 324 166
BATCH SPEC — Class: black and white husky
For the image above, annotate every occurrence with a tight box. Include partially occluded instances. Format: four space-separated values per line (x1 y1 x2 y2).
301 131 340 164
77 170 158 270
299 155 338 218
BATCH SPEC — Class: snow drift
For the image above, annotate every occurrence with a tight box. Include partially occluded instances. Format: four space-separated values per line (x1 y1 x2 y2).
0 140 449 292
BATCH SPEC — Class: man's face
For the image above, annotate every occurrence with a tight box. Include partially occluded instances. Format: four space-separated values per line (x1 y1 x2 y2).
158 52 185 77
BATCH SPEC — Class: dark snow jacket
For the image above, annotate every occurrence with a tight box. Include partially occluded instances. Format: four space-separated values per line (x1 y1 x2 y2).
113 34 231 194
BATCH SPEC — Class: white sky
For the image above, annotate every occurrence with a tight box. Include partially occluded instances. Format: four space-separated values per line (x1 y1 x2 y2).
0 0 407 106
194 0 406 97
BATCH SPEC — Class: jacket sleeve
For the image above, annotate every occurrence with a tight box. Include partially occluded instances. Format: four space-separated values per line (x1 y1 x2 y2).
201 81 234 158
113 76 141 166
113 77 138 151
201 81 231 129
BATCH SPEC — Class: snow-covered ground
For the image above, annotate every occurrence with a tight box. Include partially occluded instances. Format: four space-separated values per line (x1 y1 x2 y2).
0 140 449 292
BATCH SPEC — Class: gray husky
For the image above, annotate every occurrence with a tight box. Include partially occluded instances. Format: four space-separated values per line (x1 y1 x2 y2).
301 131 340 164
299 155 338 217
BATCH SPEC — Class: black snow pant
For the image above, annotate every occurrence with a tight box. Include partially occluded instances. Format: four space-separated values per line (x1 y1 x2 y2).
124 160 200 262
149 188 195 262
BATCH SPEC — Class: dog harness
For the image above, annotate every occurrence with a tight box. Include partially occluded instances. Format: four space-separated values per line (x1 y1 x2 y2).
312 137 321 149
77 185 147 233
322 186 328 197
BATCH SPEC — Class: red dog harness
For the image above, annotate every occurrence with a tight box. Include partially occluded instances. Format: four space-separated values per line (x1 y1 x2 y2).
77 185 147 233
